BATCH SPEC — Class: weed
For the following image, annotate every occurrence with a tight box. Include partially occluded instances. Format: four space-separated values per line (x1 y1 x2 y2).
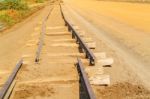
36 0 44 3
0 13 15 26
0 0 29 10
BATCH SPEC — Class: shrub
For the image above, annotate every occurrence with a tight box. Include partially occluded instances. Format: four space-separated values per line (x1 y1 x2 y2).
0 0 29 10
0 13 15 26
36 0 44 3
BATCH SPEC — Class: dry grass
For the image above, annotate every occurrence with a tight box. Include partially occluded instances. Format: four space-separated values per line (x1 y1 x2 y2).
0 0 47 31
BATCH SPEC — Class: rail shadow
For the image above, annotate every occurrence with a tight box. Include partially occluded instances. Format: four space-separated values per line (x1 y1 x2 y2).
79 76 89 99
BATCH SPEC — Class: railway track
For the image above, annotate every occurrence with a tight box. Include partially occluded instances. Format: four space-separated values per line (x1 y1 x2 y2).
0 5 54 99
0 59 23 99
77 58 96 99
35 7 54 62
0 2 97 99
60 4 96 65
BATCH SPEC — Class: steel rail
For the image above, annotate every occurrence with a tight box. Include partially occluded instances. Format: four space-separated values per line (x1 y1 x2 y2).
77 58 96 99
60 4 96 65
35 7 54 62
0 59 23 99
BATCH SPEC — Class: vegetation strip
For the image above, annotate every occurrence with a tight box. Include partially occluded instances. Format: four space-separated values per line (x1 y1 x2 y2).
0 0 46 32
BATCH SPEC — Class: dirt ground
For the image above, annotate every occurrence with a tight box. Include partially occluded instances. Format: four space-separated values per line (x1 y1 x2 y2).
64 0 150 67
62 0 150 98
0 3 51 87
0 0 150 99
94 82 150 99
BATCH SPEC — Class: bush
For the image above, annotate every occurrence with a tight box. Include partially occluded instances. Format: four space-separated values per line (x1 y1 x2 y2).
36 0 44 3
0 13 15 26
0 0 29 10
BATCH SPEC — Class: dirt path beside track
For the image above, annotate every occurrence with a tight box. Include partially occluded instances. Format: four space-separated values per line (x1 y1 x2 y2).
0 4 52 87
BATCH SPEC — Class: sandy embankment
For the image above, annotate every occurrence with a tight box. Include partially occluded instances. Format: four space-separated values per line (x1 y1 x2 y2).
63 0 150 98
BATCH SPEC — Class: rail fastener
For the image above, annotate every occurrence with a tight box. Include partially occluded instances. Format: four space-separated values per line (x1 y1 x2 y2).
60 4 96 65
66 20 96 65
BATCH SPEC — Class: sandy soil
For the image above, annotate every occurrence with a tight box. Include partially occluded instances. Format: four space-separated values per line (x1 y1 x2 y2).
64 0 150 68
62 0 150 98
0 0 150 98
0 4 51 87
94 82 150 99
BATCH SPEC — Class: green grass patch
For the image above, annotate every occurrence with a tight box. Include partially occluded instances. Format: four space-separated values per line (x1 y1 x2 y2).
0 11 15 26
0 0 29 10
0 0 30 27
0 9 35 26
0 0 46 31
36 0 44 3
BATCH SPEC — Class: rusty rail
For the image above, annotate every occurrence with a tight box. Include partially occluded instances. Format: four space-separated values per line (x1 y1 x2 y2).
0 59 23 99
60 4 96 65
35 7 54 62
77 58 96 99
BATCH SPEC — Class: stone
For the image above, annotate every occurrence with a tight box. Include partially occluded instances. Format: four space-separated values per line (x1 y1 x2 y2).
97 58 114 66
89 75 110 85
85 66 104 77
94 52 106 59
